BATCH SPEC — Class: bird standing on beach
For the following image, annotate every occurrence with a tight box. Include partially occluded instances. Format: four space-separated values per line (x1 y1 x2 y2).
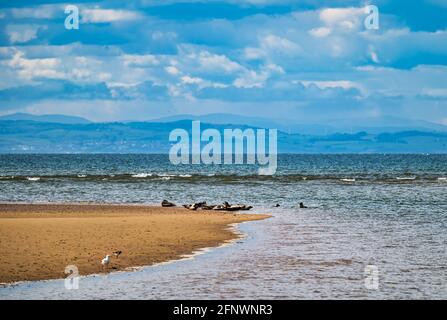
101 255 111 269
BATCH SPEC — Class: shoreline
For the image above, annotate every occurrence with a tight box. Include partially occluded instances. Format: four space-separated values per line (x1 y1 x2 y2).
0 203 270 284
1 222 247 288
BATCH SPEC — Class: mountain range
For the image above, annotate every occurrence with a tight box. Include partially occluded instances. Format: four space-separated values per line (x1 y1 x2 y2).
0 113 446 153
149 113 447 135
2 112 446 135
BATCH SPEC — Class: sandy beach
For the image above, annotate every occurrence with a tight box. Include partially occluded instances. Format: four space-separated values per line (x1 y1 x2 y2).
0 204 269 283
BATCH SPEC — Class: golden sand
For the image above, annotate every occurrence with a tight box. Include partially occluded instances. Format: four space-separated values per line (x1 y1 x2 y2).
0 204 269 283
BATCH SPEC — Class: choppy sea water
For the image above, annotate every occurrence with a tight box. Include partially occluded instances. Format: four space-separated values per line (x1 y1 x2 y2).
0 154 446 299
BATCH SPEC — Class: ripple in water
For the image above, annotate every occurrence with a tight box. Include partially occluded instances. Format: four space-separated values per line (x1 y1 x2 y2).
0 154 446 299
1 205 446 300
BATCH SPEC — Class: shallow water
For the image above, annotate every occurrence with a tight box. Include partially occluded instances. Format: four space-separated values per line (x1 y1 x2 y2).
0 154 446 299
1 204 446 299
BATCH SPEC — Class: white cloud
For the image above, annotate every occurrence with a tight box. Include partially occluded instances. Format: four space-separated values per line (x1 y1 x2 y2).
233 63 284 89
261 34 301 54
319 7 363 24
165 65 180 75
180 75 228 90
81 9 142 23
197 51 243 73
242 34 301 63
298 80 362 91
2 1 446 123
3 50 117 83
233 63 285 88
243 31 304 64
319 7 363 31
152 31 177 41
234 70 267 88
264 63 285 74
122 54 159 67
71 68 111 82
309 27 332 38
70 68 91 80
180 76 203 84
244 47 266 60
10 5 61 19
167 84 181 97
354 65 447 98
7 24 44 44
5 51 64 80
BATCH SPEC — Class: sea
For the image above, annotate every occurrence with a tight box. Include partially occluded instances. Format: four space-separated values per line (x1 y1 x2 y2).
0 154 446 299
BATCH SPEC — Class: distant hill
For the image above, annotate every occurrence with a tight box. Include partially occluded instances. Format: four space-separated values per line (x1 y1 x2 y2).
150 113 336 135
0 119 446 153
0 113 91 124
2 112 446 135
151 113 447 135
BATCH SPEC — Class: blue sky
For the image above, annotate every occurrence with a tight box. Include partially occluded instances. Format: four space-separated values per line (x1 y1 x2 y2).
0 0 446 124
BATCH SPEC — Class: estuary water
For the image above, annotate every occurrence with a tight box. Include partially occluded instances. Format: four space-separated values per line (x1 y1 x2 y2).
0 154 446 299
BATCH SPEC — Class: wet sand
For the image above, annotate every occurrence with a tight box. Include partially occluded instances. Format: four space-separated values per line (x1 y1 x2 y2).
0 204 269 283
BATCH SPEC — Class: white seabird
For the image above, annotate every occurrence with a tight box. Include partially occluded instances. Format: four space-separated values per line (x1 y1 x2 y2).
101 255 111 268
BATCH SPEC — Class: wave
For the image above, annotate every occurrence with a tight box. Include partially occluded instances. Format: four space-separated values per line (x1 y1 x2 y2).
131 173 191 178
1 173 446 184
131 173 153 178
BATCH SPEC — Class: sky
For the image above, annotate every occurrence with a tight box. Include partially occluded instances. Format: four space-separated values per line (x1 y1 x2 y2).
0 0 446 124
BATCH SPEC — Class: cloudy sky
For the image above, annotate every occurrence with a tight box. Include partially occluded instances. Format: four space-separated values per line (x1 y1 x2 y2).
0 0 446 124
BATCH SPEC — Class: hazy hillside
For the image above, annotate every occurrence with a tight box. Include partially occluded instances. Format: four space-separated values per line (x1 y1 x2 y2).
0 113 91 124
2 112 447 134
1 120 446 153
150 113 447 135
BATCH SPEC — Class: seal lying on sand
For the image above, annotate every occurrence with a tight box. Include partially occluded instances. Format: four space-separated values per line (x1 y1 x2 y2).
183 203 199 210
162 200 176 207
213 202 253 211
183 201 253 211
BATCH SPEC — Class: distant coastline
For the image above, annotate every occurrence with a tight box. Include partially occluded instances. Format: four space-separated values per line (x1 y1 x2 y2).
1 115 447 153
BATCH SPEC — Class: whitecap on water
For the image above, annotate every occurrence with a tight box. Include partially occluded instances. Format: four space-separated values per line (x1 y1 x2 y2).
26 177 40 181
157 173 176 177
131 173 152 178
340 178 355 182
